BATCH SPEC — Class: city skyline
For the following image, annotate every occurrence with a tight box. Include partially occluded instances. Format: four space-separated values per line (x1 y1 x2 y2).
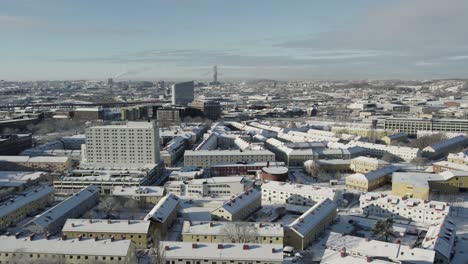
1 0 468 80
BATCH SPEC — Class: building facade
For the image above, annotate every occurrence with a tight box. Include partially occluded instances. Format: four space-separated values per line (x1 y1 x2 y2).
171 81 194 105
211 188 261 221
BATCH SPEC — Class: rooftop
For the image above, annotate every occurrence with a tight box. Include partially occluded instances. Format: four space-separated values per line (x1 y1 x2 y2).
62 219 150 234
0 185 54 218
214 188 261 215
113 186 165 197
144 194 179 223
161 241 283 262
288 198 337 237
0 236 131 256
182 221 283 237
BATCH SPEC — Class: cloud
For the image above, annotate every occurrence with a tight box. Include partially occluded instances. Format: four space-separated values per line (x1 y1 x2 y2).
0 15 43 30
0 14 147 35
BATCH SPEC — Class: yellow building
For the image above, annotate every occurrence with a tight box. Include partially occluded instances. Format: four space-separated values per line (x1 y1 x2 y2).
447 152 468 164
182 221 283 244
62 219 155 249
382 132 408 145
350 156 389 173
211 188 261 221
392 171 468 200
144 194 180 237
0 185 54 231
0 236 136 264
346 165 399 192
285 198 337 250
161 241 283 264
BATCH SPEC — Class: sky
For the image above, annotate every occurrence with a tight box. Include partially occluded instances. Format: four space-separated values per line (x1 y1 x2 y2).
1 0 468 81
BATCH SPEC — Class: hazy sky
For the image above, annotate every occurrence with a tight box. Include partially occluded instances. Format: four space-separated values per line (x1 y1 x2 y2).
1 0 468 80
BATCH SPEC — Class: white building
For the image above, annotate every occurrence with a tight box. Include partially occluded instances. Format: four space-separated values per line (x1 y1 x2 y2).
261 181 341 206
165 176 252 198
325 232 435 264
360 192 450 224
421 216 456 264
184 149 275 167
211 188 262 221
82 121 160 168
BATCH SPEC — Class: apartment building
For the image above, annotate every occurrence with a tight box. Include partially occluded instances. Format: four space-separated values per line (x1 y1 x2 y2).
25 185 99 235
112 186 165 205
82 121 160 167
62 219 154 249
161 135 189 166
165 176 252 198
182 221 284 244
421 216 456 264
144 194 180 236
392 171 468 200
184 149 275 167
447 152 468 164
384 117 468 135
54 163 164 195
285 198 337 250
265 138 316 166
211 188 261 221
210 161 285 176
345 165 399 192
325 232 435 264
261 181 340 206
0 185 54 231
0 155 72 173
382 132 408 145
360 192 450 224
0 236 136 263
161 241 283 264
342 140 421 161
422 135 468 158
433 160 468 173
350 156 389 173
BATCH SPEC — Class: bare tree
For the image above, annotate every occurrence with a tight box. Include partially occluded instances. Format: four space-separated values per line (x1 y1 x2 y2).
411 134 447 150
150 230 166 264
304 160 322 178
97 196 120 219
124 198 140 220
221 222 258 243
381 153 404 163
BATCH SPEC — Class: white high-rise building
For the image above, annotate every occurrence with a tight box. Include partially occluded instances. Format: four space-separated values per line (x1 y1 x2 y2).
82 121 160 167
171 81 194 105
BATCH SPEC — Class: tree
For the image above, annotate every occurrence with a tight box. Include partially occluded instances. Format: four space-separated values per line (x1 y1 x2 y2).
411 134 447 150
373 218 394 242
304 160 322 178
221 222 258 243
97 196 120 219
150 230 166 264
381 153 404 163
124 199 140 220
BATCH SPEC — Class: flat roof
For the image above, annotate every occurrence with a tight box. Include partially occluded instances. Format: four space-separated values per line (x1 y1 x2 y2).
0 236 131 257
182 221 283 237
184 149 274 156
326 232 435 263
161 241 283 262
62 219 150 234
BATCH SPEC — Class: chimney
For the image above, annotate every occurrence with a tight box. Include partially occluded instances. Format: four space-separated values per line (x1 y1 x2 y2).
94 236 99 241
29 233 35 241
243 245 249 250
15 232 20 239
217 244 224 249
62 234 67 240
267 161 270 167
165 246 171 251
192 243 197 249
46 234 51 240
128 220 131 225
210 222 214 227
71 223 75 227
365 237 370 242
111 236 115 242
271 248 276 253
89 219 93 223
107 219 112 224
78 235 82 241
367 256 372 262
340 247 346 257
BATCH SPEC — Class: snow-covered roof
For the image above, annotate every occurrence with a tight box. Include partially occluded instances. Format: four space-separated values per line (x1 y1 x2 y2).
113 186 165 197
213 188 261 215
423 135 468 152
161 241 283 262
26 185 98 229
261 181 339 201
62 219 150 234
288 198 337 238
144 194 179 223
0 185 54 218
182 221 283 237
421 216 456 259
0 236 131 257
347 165 399 182
326 232 435 263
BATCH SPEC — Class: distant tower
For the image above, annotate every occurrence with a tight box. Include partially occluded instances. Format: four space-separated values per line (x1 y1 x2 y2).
107 78 114 87
213 65 218 84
